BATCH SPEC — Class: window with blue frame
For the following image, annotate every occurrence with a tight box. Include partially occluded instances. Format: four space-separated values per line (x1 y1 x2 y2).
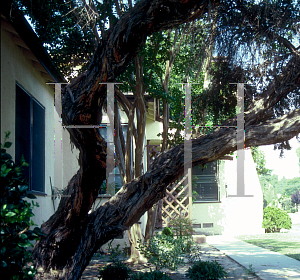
15 84 45 193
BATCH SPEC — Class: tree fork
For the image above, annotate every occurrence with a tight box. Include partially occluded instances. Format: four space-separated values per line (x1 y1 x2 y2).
33 0 221 278
31 0 300 279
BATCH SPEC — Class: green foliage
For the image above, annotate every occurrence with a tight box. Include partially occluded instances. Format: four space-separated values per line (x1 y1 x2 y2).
0 132 43 279
131 270 172 280
262 206 292 233
168 216 195 253
279 194 295 213
161 227 174 238
251 147 271 176
137 233 185 271
186 244 202 265
168 216 194 241
98 261 132 280
98 242 132 280
104 242 130 263
261 175 300 199
263 184 277 208
245 264 256 275
137 216 196 271
186 260 228 280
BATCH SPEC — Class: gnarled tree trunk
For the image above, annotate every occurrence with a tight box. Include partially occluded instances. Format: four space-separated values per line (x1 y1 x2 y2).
32 1 221 279
32 0 300 279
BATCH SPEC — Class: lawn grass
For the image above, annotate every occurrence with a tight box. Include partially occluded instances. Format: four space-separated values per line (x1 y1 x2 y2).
236 233 300 261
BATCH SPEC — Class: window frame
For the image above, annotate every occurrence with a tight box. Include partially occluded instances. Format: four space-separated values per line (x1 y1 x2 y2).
15 83 45 194
192 161 220 203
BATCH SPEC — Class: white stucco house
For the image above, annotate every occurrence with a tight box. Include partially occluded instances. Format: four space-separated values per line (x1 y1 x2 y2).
1 2 68 227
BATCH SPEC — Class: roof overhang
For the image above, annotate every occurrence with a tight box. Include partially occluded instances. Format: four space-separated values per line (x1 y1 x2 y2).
1 1 65 83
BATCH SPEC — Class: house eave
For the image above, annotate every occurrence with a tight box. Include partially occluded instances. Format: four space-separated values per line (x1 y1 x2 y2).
1 1 65 83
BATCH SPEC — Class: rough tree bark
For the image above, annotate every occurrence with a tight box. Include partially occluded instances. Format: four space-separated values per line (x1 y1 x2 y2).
126 55 148 263
32 0 300 279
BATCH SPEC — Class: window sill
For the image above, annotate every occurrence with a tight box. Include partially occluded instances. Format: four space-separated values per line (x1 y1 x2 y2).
28 191 47 197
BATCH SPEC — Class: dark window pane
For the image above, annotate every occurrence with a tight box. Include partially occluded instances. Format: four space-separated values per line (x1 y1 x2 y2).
193 162 218 202
32 101 45 192
15 84 45 192
15 85 31 183
193 161 217 176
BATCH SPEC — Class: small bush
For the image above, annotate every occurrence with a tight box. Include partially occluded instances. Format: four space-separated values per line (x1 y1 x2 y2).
262 206 292 233
169 216 194 239
168 216 195 253
98 261 132 280
161 227 174 238
1 132 43 279
131 270 172 280
186 260 228 280
186 244 202 264
137 233 184 270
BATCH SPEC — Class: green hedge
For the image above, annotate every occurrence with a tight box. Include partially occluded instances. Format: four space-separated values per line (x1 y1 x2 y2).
262 206 292 233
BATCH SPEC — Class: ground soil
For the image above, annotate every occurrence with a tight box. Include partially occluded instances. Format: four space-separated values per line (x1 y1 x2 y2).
81 243 261 280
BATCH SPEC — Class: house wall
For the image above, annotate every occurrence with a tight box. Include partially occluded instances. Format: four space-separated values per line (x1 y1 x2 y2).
146 117 163 141
192 149 264 236
222 149 264 235
1 25 55 226
192 160 227 235
53 111 80 192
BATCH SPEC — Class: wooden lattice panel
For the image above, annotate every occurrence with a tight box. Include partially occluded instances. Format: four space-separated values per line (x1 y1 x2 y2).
161 175 190 227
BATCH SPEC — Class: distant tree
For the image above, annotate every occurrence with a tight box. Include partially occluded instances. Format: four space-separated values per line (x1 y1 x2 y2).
280 177 300 196
291 190 300 212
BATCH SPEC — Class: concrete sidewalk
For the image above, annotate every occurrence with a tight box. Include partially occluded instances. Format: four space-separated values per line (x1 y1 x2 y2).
206 235 300 280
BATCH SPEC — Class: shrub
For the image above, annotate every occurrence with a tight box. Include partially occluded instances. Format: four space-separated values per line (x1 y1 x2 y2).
186 260 228 280
98 261 132 280
137 233 184 270
161 227 174 238
0 132 43 279
169 216 194 240
168 216 195 253
131 270 172 280
186 244 202 264
262 206 292 233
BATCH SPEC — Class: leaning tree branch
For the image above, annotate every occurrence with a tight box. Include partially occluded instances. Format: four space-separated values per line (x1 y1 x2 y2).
64 107 300 280
32 1 299 279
